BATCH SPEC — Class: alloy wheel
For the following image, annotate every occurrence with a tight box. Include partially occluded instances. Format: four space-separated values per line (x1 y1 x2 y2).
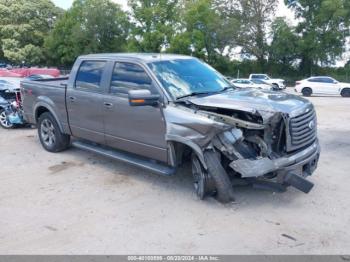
40 119 56 147
0 110 13 128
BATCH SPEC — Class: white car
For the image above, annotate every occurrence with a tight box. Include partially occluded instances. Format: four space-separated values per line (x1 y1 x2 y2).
295 76 350 97
249 74 285 90
231 79 272 90
250 79 274 90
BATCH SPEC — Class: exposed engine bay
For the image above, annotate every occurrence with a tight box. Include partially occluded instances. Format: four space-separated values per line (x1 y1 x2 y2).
165 95 320 195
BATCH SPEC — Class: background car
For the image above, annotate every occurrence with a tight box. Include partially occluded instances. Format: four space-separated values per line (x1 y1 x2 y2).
295 76 350 97
0 77 21 91
26 74 54 80
230 79 255 88
249 74 285 90
231 78 272 90
250 79 273 90
0 77 23 128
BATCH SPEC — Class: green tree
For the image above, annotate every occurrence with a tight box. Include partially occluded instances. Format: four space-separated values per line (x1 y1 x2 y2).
168 0 240 64
236 0 278 70
287 0 350 74
127 0 179 52
269 17 299 66
45 0 129 66
0 0 62 65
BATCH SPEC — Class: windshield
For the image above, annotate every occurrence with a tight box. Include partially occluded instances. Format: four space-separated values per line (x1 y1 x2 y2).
148 58 233 99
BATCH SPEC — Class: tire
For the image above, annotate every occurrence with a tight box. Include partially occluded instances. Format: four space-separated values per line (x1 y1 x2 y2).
302 87 312 97
38 112 70 152
272 83 279 90
203 150 235 203
341 88 350 97
0 108 13 129
191 154 216 200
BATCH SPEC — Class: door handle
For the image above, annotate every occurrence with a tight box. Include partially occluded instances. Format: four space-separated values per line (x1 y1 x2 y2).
104 102 113 108
69 96 76 102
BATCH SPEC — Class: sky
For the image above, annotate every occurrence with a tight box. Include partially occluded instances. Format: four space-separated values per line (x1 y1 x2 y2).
52 0 127 9
51 0 349 66
52 0 294 19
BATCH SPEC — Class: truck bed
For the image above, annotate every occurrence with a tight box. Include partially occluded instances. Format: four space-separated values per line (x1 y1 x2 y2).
21 77 69 128
21 77 68 89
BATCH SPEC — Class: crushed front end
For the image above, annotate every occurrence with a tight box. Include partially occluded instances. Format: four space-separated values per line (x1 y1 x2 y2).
201 104 320 193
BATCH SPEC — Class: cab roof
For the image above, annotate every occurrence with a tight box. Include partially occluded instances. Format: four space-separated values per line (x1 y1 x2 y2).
79 53 194 63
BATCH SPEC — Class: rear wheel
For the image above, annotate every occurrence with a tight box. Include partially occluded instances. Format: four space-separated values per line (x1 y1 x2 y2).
272 83 279 90
0 108 13 129
341 88 350 97
38 112 70 152
302 87 312 97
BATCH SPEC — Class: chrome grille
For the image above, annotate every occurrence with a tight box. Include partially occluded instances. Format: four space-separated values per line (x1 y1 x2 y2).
287 107 317 151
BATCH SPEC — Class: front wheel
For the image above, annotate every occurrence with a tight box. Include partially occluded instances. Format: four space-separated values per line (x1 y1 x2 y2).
191 152 235 203
191 154 216 200
341 89 350 97
38 112 70 152
0 108 13 129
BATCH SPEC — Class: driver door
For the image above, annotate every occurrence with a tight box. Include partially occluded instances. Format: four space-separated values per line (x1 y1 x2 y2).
322 77 339 95
102 61 168 163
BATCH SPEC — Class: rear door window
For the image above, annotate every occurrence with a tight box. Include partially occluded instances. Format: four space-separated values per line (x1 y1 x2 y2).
321 77 335 83
308 77 323 83
75 61 106 91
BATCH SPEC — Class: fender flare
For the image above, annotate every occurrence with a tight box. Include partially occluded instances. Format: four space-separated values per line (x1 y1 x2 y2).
166 135 207 170
34 101 65 133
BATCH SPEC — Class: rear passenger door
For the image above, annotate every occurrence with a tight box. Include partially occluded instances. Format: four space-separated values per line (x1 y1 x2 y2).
66 60 107 144
102 61 168 163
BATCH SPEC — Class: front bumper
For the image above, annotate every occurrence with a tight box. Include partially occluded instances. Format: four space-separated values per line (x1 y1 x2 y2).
229 140 320 192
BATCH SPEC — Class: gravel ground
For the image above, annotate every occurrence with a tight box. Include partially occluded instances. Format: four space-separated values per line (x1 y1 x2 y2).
0 91 350 254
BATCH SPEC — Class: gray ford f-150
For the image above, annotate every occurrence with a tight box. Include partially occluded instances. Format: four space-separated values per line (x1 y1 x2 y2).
21 53 320 203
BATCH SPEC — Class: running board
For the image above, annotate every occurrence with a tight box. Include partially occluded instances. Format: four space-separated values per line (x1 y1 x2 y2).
72 140 176 176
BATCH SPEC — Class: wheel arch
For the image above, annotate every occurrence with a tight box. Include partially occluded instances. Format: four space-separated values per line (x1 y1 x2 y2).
340 87 350 92
167 137 207 170
302 86 313 93
34 103 64 133
340 87 350 96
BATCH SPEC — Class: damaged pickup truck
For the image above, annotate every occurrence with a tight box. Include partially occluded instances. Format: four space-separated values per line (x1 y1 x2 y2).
21 54 320 203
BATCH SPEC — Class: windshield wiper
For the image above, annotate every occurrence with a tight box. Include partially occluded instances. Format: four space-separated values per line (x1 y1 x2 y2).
176 91 216 100
220 86 235 92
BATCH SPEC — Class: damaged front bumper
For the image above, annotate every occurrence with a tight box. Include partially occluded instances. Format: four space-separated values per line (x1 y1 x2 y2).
229 140 320 193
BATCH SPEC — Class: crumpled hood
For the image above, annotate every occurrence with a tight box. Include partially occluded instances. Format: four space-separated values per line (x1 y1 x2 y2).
188 89 311 115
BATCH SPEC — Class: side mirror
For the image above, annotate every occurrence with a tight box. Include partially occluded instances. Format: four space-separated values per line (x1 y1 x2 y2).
128 89 160 107
334 81 338 84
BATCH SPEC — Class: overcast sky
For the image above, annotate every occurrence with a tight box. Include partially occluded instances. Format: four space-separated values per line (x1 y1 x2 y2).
52 0 294 19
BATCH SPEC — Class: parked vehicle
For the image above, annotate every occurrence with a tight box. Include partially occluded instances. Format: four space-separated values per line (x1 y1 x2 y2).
250 79 273 88
231 79 272 90
295 76 350 97
230 79 254 88
22 54 320 203
0 78 25 128
26 74 54 81
249 74 285 90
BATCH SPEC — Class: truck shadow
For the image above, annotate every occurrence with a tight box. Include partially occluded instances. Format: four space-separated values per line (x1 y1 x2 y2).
64 147 302 208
